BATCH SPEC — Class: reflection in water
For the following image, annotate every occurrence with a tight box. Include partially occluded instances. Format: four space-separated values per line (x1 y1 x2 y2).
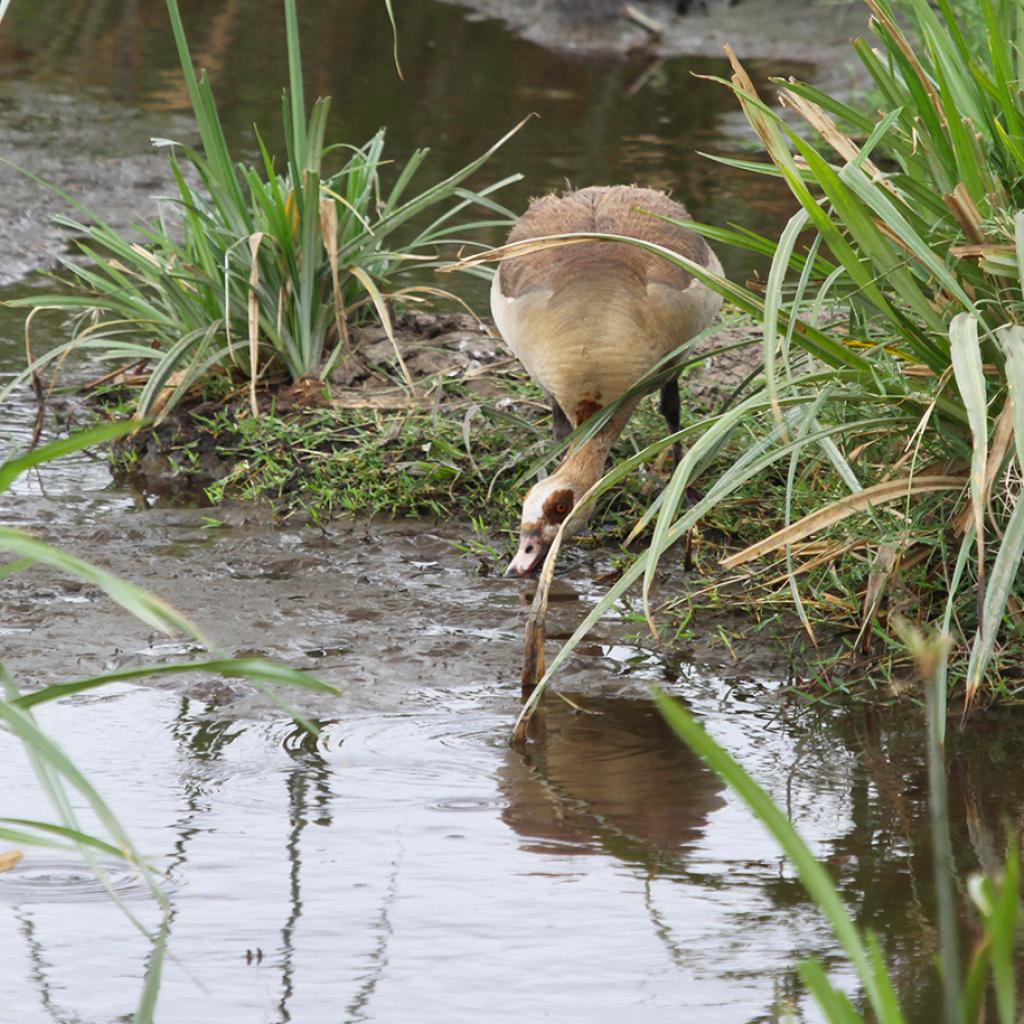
13 910 61 1024
168 705 340 1024
499 694 725 870
8 642 1024 1021
344 834 403 1024
277 722 334 1024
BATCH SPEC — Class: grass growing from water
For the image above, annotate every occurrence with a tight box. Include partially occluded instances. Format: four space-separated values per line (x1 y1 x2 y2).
1 0 520 420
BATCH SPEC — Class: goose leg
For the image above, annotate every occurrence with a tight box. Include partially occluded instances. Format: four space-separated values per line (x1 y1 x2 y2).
550 395 572 443
659 376 682 467
660 375 695 570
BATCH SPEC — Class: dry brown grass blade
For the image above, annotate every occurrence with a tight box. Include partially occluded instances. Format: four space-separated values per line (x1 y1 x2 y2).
443 233 596 274
247 232 265 418
953 399 1014 537
328 391 420 411
943 183 987 244
951 243 1016 258
346 264 417 395
856 543 899 654
780 87 902 200
319 199 351 357
622 3 663 35
720 475 966 570
719 44 801 169
0 849 23 873
150 369 188 418
875 218 925 260
388 286 490 331
761 539 866 586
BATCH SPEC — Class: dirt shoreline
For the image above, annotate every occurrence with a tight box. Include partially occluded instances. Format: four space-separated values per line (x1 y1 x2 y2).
105 310 762 499
442 0 868 81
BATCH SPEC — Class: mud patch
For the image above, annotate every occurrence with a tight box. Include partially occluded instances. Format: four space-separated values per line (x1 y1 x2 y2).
0 80 187 287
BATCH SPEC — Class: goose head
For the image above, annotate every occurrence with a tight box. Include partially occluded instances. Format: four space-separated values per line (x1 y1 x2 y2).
506 475 588 576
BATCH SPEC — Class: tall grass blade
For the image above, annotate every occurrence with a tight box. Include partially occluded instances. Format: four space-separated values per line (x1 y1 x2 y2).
13 658 340 710
0 820 127 859
283 0 307 163
950 312 990 694
900 623 962 1024
796 961 863 1024
134 911 169 1024
383 0 403 80
763 209 809 433
654 690 906 1024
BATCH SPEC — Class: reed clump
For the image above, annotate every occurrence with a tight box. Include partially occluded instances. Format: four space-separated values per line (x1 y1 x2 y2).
493 0 1024 719
2 0 520 420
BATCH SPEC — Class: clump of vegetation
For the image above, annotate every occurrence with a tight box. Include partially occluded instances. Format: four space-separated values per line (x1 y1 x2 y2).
494 0 1024 716
1 0 520 419
104 344 710 545
699 0 1024 709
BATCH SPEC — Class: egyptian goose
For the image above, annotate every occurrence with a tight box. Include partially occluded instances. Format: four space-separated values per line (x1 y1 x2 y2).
490 185 723 576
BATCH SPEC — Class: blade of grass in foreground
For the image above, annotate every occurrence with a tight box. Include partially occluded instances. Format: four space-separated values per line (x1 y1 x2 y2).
0 421 141 493
653 689 906 1024
11 657 340 709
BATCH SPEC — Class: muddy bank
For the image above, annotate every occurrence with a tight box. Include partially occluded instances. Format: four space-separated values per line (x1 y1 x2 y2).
0 80 187 288
444 0 868 73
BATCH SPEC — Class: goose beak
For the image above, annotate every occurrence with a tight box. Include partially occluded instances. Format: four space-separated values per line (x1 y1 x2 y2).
505 535 547 577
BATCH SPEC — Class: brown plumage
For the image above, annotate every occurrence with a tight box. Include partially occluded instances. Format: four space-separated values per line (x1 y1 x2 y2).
491 185 722 576
498 186 708 297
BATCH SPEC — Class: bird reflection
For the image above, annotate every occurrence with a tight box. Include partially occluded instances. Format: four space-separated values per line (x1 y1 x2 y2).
498 693 725 872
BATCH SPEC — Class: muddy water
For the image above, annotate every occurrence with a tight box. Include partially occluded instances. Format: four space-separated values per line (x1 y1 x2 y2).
3 3 1024 1023
6 469 1024 1024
